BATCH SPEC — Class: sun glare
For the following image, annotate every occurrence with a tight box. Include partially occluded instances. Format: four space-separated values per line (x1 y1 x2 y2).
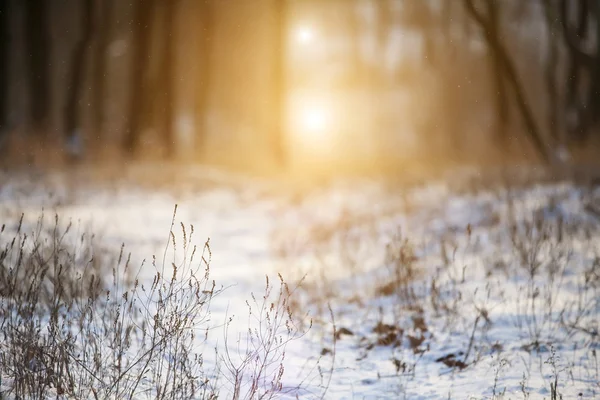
288 93 337 156
296 26 314 45
303 108 327 133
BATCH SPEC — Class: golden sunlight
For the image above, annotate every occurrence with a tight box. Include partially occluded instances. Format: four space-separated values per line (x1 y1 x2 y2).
288 95 337 157
296 26 315 45
302 107 327 133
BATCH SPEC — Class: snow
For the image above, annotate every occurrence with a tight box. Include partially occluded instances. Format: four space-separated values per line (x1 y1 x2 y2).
0 167 598 399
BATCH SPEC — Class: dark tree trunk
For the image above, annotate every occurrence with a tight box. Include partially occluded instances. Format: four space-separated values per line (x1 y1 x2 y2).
560 0 590 138
92 0 113 144
0 0 9 134
542 0 560 143
464 0 551 164
126 0 152 154
559 0 600 141
159 0 176 158
272 0 287 167
587 0 600 129
64 0 94 158
25 0 51 137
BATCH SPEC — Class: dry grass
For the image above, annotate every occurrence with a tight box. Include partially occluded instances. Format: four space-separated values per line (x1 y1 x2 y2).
273 176 600 398
0 206 313 400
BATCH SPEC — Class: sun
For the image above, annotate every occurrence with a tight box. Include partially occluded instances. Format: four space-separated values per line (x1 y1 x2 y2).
288 92 337 157
303 108 327 133
296 26 314 45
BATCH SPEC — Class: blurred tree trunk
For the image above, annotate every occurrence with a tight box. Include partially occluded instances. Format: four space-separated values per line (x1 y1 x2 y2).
126 0 152 154
0 0 9 136
373 0 397 165
158 0 176 158
196 0 213 155
25 0 51 138
560 0 590 139
487 0 509 143
542 0 560 144
92 0 113 145
347 0 363 86
464 0 551 163
439 1 464 160
420 1 436 66
591 0 600 131
376 0 392 70
441 0 457 58
559 0 600 142
272 0 287 167
64 0 94 159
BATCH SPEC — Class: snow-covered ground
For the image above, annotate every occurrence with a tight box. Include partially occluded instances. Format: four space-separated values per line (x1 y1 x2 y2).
0 166 598 399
